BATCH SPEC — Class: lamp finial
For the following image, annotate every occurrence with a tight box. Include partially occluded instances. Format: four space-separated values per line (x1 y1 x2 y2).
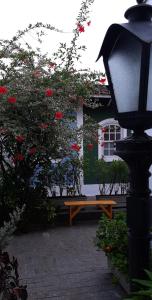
125 0 152 20
136 0 152 4
136 0 147 3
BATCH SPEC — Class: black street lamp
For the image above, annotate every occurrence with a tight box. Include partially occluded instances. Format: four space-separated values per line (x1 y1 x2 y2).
97 0 152 291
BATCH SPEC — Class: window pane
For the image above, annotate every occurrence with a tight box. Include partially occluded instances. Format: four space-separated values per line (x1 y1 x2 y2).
104 142 108 149
104 149 109 155
110 149 114 155
104 134 109 140
110 125 115 132
110 133 114 140
116 133 121 140
101 123 121 157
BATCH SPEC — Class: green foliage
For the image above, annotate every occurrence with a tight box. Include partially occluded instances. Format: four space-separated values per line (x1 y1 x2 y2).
124 270 152 299
96 212 128 274
0 207 27 299
17 186 57 231
95 159 129 195
0 250 28 300
46 202 56 222
0 0 102 225
0 206 25 249
46 156 83 196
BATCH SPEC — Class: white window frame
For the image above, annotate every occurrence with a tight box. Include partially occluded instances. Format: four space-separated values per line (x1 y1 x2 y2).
98 118 127 162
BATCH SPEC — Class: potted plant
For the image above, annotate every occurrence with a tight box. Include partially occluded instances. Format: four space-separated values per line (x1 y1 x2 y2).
96 212 130 293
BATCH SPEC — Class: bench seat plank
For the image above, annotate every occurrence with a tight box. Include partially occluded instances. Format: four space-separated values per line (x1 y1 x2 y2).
64 200 116 225
64 200 116 206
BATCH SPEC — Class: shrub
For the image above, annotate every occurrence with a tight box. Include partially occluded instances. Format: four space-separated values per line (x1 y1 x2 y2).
0 251 28 300
17 186 57 230
0 207 28 299
96 212 128 274
95 159 129 195
0 0 101 220
125 269 152 299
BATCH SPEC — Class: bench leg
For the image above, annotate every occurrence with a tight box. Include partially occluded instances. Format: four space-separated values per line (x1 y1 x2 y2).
98 205 113 219
69 206 84 225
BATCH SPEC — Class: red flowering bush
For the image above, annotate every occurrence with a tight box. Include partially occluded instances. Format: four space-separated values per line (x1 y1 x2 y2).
45 88 54 97
87 143 94 151
15 135 25 143
39 123 49 129
101 127 107 133
99 78 106 84
7 97 17 104
54 111 63 120
77 24 85 32
0 86 8 94
0 0 102 225
101 142 105 147
15 153 24 161
29 147 36 155
71 143 81 152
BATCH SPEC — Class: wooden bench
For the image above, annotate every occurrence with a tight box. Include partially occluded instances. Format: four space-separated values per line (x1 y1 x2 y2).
64 200 116 225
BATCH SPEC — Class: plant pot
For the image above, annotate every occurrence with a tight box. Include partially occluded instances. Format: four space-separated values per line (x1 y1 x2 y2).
107 257 130 294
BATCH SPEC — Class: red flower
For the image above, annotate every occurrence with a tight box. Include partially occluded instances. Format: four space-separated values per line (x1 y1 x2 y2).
49 62 56 68
12 287 20 297
45 89 53 97
101 142 105 147
99 78 106 84
87 21 91 26
39 123 48 129
87 143 94 151
29 147 36 155
102 127 107 133
7 97 17 104
15 153 24 161
33 70 41 78
54 111 63 120
0 128 7 134
77 24 85 32
71 143 81 152
0 86 8 94
15 135 25 143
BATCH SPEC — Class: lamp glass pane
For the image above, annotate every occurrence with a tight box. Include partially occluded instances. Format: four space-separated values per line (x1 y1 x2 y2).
108 32 141 113
147 44 152 111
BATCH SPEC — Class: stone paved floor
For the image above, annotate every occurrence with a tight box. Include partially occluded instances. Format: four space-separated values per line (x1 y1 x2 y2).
7 221 126 300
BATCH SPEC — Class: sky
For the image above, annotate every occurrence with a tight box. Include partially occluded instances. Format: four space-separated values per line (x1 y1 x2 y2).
1 0 134 71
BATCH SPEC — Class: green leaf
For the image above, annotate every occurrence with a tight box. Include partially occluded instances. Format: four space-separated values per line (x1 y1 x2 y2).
133 278 152 288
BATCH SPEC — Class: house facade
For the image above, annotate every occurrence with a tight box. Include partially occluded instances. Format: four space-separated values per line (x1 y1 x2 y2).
78 86 152 196
49 85 152 197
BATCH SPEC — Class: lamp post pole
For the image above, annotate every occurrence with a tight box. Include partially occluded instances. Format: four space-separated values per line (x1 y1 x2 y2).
97 0 152 289
115 130 152 289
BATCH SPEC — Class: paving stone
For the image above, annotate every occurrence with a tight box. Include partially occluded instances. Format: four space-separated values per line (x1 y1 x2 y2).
7 221 126 300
